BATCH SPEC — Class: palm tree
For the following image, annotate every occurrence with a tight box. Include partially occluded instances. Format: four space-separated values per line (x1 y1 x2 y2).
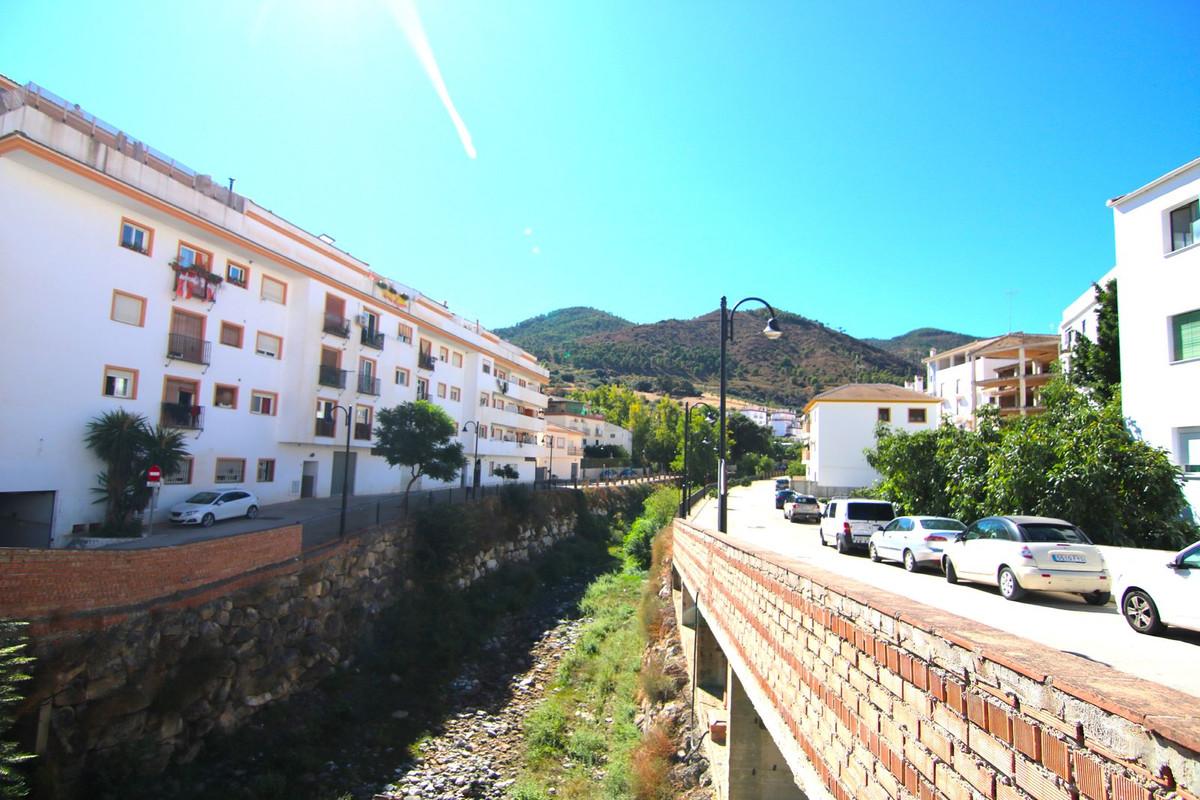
132 426 190 513
85 410 149 531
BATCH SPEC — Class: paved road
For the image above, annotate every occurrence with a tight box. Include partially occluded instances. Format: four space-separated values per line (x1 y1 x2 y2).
689 481 1200 699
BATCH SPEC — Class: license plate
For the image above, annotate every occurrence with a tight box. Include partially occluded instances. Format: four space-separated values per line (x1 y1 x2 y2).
1051 553 1086 564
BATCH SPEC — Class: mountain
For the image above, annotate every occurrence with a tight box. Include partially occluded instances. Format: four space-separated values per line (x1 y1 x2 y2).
863 328 981 367
498 307 924 408
493 307 633 360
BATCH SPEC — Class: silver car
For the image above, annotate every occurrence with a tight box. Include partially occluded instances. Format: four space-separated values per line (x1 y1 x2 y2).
869 516 965 571
785 494 822 524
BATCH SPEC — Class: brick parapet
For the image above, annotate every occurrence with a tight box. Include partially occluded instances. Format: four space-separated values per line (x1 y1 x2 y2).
671 519 1199 800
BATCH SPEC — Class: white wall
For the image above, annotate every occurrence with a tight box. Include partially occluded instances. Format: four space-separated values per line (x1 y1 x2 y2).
806 402 939 488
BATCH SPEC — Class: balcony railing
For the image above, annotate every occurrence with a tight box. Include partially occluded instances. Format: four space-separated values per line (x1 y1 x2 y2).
318 365 348 389
418 352 436 371
361 329 386 350
170 260 222 302
167 333 211 365
161 402 204 430
314 417 336 437
354 422 373 441
357 374 381 395
323 313 350 338
417 387 429 400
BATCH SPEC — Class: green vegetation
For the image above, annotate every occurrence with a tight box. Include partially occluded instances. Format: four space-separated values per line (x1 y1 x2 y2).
0 620 33 798
866 378 1197 549
862 327 979 368
621 486 679 571
373 400 466 497
84 409 189 535
493 307 634 363
1067 279 1121 400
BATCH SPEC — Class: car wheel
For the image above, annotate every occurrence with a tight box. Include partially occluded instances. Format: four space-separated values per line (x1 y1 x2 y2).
944 559 958 584
201 513 215 528
1082 591 1110 606
869 543 881 562
903 550 918 572
819 529 826 547
246 505 259 519
998 567 1026 601
836 535 848 555
1121 589 1163 635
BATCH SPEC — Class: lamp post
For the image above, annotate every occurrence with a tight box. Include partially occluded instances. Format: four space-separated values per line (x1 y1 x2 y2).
718 296 782 532
322 403 353 538
543 432 556 486
679 400 717 518
462 420 483 496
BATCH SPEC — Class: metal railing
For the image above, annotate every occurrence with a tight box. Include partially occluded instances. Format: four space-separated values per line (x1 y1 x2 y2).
161 402 204 430
318 365 348 389
418 352 436 370
323 314 350 338
314 418 337 437
354 422 373 441
166 333 211 365
361 330 386 350
357 374 381 395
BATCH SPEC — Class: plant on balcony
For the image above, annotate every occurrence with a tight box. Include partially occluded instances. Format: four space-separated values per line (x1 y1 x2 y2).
373 400 465 502
492 464 519 481
168 258 223 284
84 410 190 535
375 279 410 305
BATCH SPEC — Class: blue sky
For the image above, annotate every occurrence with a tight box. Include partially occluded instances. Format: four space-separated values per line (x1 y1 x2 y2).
4 1 1198 339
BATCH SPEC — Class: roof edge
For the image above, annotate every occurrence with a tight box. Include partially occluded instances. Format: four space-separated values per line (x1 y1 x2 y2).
1107 155 1200 208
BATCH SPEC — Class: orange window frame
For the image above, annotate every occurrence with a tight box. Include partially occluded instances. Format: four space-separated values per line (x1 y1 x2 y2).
214 457 246 484
255 331 284 359
118 217 155 256
101 365 139 399
256 458 276 482
219 321 244 348
250 390 279 416
177 240 214 269
213 383 239 410
261 274 288 304
226 259 250 288
110 289 147 327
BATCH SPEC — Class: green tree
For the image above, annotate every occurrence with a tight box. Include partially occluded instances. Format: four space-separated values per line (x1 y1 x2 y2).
642 398 680 470
493 464 519 480
671 409 718 487
1068 279 1120 399
0 620 33 798
727 413 773 462
374 400 465 498
85 411 190 533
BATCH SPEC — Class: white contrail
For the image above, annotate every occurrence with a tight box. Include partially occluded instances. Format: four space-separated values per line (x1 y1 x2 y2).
386 0 477 159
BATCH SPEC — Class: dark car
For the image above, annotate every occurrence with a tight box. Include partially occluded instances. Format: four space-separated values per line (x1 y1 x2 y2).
775 489 796 509
618 467 638 478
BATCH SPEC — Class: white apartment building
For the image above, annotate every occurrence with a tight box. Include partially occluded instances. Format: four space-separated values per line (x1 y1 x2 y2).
544 399 633 455
1107 156 1200 514
768 409 798 438
1058 267 1117 373
0 78 548 547
539 423 584 482
801 384 941 488
739 407 770 427
923 334 1059 428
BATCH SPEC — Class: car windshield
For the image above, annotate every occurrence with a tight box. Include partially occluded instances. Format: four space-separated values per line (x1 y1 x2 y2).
1020 523 1091 544
847 502 894 522
921 519 965 531
185 492 219 504
795 496 817 504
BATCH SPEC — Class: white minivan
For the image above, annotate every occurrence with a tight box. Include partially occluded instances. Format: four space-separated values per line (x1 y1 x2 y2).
820 498 896 554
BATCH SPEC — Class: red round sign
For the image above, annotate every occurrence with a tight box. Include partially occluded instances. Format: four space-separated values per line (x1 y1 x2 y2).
147 466 162 481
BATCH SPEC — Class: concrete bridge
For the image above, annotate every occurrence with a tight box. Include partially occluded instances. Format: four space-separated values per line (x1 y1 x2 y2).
669 519 1200 800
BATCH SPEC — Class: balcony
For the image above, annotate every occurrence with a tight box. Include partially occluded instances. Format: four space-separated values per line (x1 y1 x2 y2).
418 352 436 371
323 313 350 338
318 365 349 389
361 329 386 350
161 402 204 431
417 387 430 400
354 422 373 441
167 333 211 366
170 260 222 302
357 374 381 395
314 417 336 437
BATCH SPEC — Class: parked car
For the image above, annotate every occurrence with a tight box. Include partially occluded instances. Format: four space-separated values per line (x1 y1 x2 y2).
1113 540 1200 635
819 498 896 553
619 467 638 478
775 489 796 509
170 489 259 527
775 477 791 491
598 469 617 480
785 494 822 524
941 516 1110 604
869 516 965 571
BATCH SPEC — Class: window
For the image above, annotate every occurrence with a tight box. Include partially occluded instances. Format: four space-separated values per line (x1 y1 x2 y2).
177 242 212 270
354 405 373 440
439 346 449 362
437 382 447 398
480 392 489 406
220 321 244 348
102 366 137 399
1172 309 1200 362
496 369 507 381
908 408 927 423
452 352 463 368
213 384 238 409
450 387 461 402
165 457 193 485
1170 199 1199 252
395 367 410 386
109 290 147 327
255 331 282 359
119 218 153 255
261 274 287 304
877 408 891 422
397 323 413 344
215 458 245 484
315 399 336 436
1177 429 1200 473
417 378 429 400
256 459 276 482
250 391 277 416
482 362 492 374
226 260 249 288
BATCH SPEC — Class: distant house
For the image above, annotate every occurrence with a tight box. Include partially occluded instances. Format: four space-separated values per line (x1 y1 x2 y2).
801 384 941 488
539 422 583 482
923 334 1060 428
544 398 633 455
1058 267 1117 373
1106 156 1200 514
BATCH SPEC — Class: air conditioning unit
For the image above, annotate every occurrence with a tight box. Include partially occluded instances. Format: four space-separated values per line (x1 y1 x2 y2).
356 313 369 327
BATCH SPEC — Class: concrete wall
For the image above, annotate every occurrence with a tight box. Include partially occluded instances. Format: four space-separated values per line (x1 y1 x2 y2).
671 519 1199 800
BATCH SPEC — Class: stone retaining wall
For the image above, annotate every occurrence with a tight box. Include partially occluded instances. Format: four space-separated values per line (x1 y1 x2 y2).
670 519 1200 800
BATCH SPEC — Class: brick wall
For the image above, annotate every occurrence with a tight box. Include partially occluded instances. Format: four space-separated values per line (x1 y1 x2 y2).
670 520 1200 800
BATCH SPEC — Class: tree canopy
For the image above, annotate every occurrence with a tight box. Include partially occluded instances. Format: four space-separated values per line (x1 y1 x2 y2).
1068 279 1120 400
84 410 189 533
374 400 465 496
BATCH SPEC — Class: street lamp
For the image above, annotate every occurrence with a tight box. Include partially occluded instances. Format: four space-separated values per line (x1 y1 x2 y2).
679 401 717 517
718 296 782 532
321 403 353 538
542 432 556 486
462 420 483 496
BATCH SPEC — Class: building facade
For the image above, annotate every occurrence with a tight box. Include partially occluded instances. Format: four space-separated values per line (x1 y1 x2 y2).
0 79 548 546
923 334 1060 428
1107 156 1200 514
1058 267 1117 373
544 398 633 455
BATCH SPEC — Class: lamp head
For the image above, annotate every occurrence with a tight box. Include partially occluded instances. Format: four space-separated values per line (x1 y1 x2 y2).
762 317 783 340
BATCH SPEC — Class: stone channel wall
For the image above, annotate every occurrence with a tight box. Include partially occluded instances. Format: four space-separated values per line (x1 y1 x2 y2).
670 519 1200 800
7 489 608 797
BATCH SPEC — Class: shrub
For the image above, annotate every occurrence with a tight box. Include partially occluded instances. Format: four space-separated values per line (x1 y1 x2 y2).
637 655 675 704
524 703 569 759
630 724 674 800
0 620 33 799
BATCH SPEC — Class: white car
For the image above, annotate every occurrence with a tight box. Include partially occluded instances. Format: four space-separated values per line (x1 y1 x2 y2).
1114 540 1200 635
941 516 1111 605
820 498 896 554
170 489 260 527
869 516 966 572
